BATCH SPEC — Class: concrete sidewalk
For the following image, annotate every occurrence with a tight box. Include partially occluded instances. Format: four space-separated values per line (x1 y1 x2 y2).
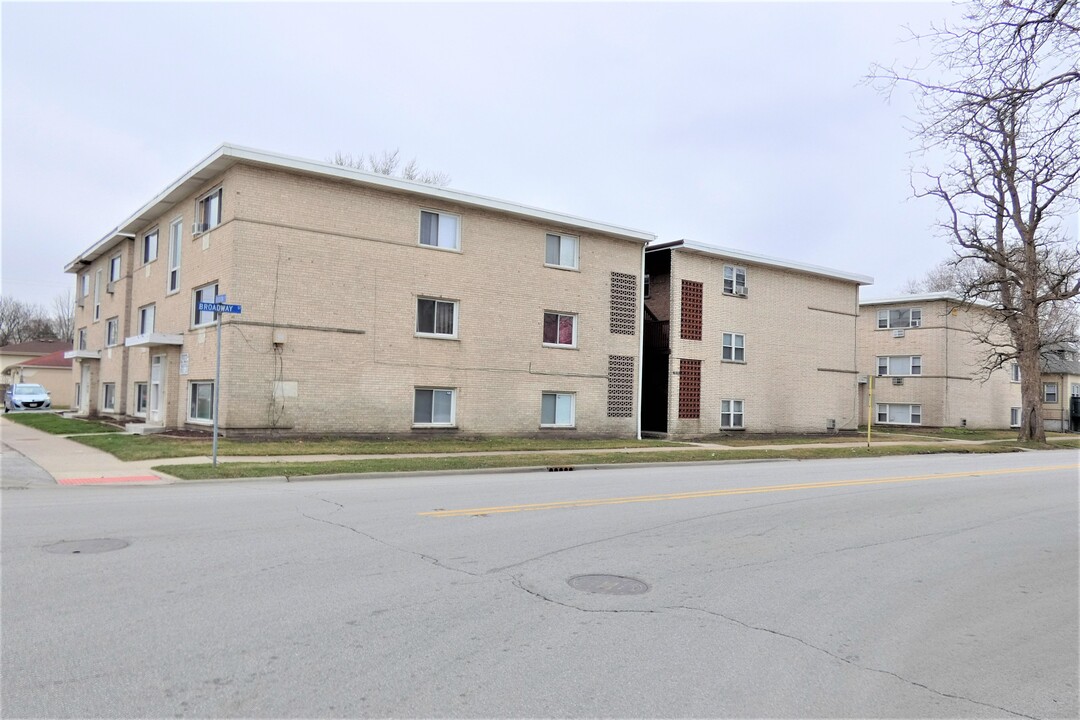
0 418 168 485
1 416 1071 485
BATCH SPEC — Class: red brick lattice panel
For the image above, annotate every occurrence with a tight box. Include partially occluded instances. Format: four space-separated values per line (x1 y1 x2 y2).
678 358 702 418
681 280 703 340
607 354 635 417
610 272 638 335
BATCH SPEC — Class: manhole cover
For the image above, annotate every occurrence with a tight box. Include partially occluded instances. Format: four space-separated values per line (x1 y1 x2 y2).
44 539 129 555
568 574 649 595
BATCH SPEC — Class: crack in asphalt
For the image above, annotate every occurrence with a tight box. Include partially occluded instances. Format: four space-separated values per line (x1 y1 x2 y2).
487 486 880 574
298 496 482 578
667 604 1041 720
509 575 658 614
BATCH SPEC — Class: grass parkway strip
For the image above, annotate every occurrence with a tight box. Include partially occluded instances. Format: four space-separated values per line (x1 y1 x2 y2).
419 463 1080 517
154 443 1025 481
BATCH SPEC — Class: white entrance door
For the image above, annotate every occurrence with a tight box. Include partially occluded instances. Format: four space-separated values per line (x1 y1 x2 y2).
149 355 164 425
80 363 91 413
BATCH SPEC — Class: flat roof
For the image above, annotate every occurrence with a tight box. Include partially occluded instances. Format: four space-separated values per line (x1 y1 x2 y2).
66 143 656 272
859 291 995 308
648 239 873 285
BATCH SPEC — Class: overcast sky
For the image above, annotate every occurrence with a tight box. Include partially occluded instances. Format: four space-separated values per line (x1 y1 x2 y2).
3 1 967 308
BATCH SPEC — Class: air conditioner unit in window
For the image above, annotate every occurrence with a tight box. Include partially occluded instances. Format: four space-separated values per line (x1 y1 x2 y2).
192 222 209 235
892 377 904 386
734 286 747 297
892 329 905 338
106 282 115 295
76 297 84 308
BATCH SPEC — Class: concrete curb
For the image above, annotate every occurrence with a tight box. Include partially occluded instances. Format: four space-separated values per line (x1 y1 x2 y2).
166 457 796 484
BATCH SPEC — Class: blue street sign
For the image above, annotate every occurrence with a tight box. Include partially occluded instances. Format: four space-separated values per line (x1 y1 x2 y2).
196 302 242 314
216 294 227 303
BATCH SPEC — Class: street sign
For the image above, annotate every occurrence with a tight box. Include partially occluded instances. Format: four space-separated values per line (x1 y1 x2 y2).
196 302 242 314
215 294 227 303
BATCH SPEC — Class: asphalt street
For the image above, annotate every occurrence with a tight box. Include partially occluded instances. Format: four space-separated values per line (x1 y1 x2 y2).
2 450 1077 718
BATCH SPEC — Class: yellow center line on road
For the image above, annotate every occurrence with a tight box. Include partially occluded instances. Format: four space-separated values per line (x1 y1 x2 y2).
419 463 1078 518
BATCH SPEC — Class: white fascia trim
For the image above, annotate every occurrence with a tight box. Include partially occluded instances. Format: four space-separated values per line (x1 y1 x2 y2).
224 144 656 243
67 143 655 271
660 239 874 285
859 291 996 308
124 333 185 347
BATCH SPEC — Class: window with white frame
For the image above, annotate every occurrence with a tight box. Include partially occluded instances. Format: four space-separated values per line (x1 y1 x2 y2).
105 317 119 347
721 399 744 428
413 388 455 426
416 298 458 337
1043 382 1059 403
134 382 148 416
109 255 122 283
77 328 87 350
877 308 922 329
877 355 922 376
192 282 219 327
722 332 745 362
876 403 922 424
1072 383 1080 397
93 269 102 321
1011 363 1021 382
102 382 116 411
80 273 89 298
188 381 214 423
543 312 577 347
142 229 158 264
419 210 460 250
196 188 222 233
168 219 182 293
723 265 747 295
541 392 575 427
1010 407 1021 427
545 233 578 269
139 304 155 335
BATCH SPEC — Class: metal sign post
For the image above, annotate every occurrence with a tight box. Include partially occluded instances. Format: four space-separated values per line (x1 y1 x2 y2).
197 299 243 467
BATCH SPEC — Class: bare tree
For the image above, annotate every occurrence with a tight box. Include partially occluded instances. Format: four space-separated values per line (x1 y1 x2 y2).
872 0 1080 442
0 297 57 346
329 149 451 187
50 290 75 342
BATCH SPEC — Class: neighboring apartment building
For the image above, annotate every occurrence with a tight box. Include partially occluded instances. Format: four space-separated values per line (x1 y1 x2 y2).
642 240 872 437
64 144 652 437
1041 350 1080 432
856 293 1021 429
3 350 74 407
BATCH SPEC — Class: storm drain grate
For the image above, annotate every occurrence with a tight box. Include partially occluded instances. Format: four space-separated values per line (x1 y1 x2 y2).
568 574 649 595
547 466 575 472
44 539 130 555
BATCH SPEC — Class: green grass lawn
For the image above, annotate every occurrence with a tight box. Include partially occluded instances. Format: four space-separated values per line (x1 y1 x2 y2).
869 427 1023 441
711 433 947 446
3 412 121 435
155 443 1025 480
73 434 686 462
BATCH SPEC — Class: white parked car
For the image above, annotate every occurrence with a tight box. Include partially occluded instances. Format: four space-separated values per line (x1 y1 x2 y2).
4 384 52 412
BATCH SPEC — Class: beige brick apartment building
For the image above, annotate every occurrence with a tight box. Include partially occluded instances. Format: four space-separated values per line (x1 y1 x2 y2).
857 292 1022 429
65 144 652 436
642 240 872 437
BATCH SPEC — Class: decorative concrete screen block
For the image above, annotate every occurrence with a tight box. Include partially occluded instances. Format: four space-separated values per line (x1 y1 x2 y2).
607 354 635 417
610 272 637 335
678 358 702 418
681 280 703 341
